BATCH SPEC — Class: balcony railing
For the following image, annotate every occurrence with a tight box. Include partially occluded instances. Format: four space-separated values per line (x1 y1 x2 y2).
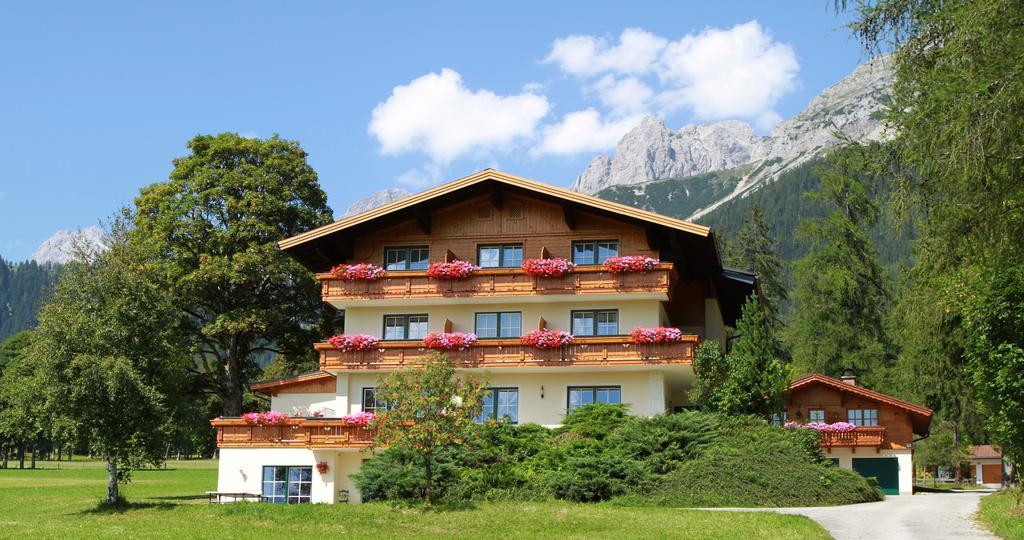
820 426 887 448
316 335 699 371
316 263 676 304
211 418 374 449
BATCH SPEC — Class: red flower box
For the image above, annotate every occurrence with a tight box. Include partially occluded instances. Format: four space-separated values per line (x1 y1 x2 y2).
329 263 386 281
422 332 478 350
629 327 684 344
426 260 480 280
520 329 574 349
326 334 381 352
603 255 660 274
521 258 575 278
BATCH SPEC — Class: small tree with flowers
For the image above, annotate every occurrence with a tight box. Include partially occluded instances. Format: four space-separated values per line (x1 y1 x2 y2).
371 353 485 504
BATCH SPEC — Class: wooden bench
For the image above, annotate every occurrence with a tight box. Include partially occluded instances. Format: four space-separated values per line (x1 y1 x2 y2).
206 491 263 503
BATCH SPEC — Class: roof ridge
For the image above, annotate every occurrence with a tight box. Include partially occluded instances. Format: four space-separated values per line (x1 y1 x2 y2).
789 373 934 417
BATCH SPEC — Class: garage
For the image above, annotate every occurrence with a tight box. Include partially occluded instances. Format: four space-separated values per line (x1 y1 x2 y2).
981 464 1002 484
852 457 900 495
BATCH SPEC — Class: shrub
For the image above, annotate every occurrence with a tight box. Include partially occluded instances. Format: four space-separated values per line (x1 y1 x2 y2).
557 403 630 440
351 447 464 502
618 416 882 507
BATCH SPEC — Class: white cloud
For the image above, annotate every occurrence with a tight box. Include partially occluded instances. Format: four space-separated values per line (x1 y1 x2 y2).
542 21 798 133
534 109 644 156
591 75 654 114
368 68 550 163
543 28 667 77
656 21 798 121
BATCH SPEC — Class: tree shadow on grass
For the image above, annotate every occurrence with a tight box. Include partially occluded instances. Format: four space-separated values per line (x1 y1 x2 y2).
386 499 479 513
149 494 208 501
81 499 178 515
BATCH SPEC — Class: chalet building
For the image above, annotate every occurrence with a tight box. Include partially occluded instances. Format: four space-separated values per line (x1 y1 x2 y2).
785 373 934 495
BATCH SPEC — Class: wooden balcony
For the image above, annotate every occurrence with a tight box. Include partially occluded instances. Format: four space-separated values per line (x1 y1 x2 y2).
316 263 675 305
821 426 887 449
316 335 699 371
211 418 374 449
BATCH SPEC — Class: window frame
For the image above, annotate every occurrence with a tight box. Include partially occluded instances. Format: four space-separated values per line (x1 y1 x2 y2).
382 313 430 341
475 387 519 424
770 411 788 426
476 243 524 268
474 311 523 338
570 309 620 336
361 387 392 413
566 385 622 411
262 465 312 504
847 408 879 427
808 409 826 423
383 246 430 271
570 240 620 265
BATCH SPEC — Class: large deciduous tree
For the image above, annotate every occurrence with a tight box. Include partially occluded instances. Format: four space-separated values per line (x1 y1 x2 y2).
130 134 335 416
786 145 892 386
372 354 486 504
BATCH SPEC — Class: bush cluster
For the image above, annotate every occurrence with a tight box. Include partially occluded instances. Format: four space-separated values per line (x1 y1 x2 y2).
352 405 882 507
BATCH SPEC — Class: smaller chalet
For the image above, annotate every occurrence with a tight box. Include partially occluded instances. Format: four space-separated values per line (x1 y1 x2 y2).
786 373 934 495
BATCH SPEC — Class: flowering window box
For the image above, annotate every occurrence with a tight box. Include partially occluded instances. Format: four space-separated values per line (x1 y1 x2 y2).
521 258 575 278
425 260 480 280
241 411 290 426
326 334 381 352
422 332 478 350
520 329 574 349
340 411 375 427
629 327 685 344
603 255 660 274
329 263 386 281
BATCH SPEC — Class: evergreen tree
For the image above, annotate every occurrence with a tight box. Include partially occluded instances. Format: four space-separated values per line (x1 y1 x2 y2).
786 145 891 385
691 295 789 417
725 205 788 327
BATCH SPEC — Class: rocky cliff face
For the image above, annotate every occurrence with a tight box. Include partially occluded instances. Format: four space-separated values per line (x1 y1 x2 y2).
581 56 893 219
31 226 111 264
344 187 412 216
572 118 758 194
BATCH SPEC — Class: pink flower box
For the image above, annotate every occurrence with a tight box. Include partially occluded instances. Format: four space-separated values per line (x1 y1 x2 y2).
784 421 858 433
340 411 375 427
426 260 480 280
521 258 575 278
603 255 660 274
241 411 290 426
520 329 574 349
629 327 685 344
326 334 381 352
329 263 386 281
422 332 478 350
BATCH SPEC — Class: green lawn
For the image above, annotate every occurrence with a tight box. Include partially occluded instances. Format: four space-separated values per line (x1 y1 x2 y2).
977 489 1024 540
0 460 830 539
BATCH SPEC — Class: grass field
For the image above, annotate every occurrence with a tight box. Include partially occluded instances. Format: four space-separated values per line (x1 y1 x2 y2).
977 489 1024 540
0 459 831 539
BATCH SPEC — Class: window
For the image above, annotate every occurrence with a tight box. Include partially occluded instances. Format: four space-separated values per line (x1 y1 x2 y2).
571 309 619 336
847 409 878 426
808 409 825 423
567 386 621 410
475 388 519 424
262 466 312 504
571 240 619 265
474 312 522 338
770 411 788 425
383 314 429 340
361 387 391 413
477 244 523 268
384 246 429 271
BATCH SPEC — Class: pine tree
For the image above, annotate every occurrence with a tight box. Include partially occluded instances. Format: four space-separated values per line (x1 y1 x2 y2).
725 205 788 328
786 145 891 385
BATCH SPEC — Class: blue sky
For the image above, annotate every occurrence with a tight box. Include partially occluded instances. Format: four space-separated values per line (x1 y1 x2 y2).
0 1 864 261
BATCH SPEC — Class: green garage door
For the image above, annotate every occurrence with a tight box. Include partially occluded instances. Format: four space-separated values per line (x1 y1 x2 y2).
852 457 900 495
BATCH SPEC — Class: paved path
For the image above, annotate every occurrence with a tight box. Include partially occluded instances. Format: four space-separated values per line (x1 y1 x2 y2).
707 491 997 540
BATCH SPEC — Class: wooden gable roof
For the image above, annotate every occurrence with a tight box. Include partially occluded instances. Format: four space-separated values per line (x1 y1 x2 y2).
789 374 934 435
278 169 757 324
250 371 336 396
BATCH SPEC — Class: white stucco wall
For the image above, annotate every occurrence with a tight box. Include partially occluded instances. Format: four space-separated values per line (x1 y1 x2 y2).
270 393 339 416
704 298 726 349
217 448 367 504
825 447 915 495
343 299 662 337
341 369 672 427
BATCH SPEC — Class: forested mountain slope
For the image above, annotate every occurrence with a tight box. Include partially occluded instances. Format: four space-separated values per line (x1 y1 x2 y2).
0 257 61 341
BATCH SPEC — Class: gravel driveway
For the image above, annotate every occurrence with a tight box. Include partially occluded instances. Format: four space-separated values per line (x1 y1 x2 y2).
706 490 997 540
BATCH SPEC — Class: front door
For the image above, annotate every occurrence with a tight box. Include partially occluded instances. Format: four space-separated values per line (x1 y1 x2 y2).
852 457 900 495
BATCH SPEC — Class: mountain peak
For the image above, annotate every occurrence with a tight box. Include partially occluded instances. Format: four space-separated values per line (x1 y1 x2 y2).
344 188 413 216
31 226 111 264
571 116 758 194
